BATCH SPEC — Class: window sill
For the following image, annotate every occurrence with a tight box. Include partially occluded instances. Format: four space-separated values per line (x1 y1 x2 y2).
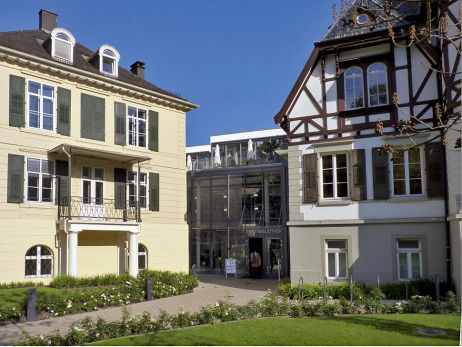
389 196 428 203
318 199 352 206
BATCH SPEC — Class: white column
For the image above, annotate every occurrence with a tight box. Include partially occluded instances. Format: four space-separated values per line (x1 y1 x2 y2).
68 229 80 277
128 231 139 277
117 232 127 275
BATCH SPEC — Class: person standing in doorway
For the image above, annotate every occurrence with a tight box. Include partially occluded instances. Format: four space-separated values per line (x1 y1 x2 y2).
250 250 261 279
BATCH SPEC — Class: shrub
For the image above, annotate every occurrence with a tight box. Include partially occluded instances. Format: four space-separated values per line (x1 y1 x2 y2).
443 291 461 313
0 281 44 289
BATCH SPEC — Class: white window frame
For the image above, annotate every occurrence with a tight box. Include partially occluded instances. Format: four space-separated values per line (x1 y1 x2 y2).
50 28 75 64
127 106 148 148
325 240 348 279
27 80 56 132
81 166 105 205
25 245 53 278
397 239 422 281
98 45 120 78
344 66 364 110
320 152 349 200
138 244 148 270
127 171 147 209
26 158 54 204
367 63 388 107
390 147 425 197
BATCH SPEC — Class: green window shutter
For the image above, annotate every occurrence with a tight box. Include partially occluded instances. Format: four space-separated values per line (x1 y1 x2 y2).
149 172 159 211
114 168 126 210
425 142 445 197
372 147 390 199
94 96 105 141
81 93 105 141
9 75 25 128
114 102 126 145
148 110 159 152
7 154 24 203
81 93 93 139
55 160 69 206
303 153 317 203
349 149 367 201
57 87 71 136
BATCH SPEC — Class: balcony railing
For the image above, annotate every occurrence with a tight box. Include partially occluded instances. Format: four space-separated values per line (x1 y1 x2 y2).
58 196 140 222
187 151 287 172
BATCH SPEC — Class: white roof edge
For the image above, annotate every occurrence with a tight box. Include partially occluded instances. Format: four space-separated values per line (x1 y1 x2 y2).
210 128 286 144
186 145 211 154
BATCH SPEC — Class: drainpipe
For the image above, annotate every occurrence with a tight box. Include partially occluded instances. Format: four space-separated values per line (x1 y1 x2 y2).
61 146 72 220
441 131 452 286
137 159 141 222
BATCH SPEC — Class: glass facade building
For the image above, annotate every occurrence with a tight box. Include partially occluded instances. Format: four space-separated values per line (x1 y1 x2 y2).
187 130 289 278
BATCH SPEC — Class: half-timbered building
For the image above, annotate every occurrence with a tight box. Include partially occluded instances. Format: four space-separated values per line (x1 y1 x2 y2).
274 0 461 293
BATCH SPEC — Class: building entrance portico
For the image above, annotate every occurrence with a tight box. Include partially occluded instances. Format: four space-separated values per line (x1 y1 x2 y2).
57 219 141 277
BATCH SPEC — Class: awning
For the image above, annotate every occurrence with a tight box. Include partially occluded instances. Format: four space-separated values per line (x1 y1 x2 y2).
48 144 151 165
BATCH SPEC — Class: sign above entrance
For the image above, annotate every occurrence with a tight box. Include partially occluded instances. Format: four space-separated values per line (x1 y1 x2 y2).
245 228 283 237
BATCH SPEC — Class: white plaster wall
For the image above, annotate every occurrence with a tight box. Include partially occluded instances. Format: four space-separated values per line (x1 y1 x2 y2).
296 137 446 222
325 80 337 114
290 91 319 117
395 68 410 104
307 61 323 107
411 46 438 102
394 44 407 68
325 54 336 79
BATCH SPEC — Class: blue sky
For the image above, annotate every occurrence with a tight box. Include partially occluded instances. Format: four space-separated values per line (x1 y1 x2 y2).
0 0 338 146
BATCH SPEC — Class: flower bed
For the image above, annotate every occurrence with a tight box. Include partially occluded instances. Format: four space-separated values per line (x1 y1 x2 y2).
0 270 198 325
14 290 461 346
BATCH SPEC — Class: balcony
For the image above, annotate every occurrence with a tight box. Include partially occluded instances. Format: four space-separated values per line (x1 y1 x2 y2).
187 151 287 172
58 196 140 222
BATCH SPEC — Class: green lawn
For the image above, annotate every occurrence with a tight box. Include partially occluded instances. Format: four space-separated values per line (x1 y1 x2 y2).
92 314 461 346
0 287 63 307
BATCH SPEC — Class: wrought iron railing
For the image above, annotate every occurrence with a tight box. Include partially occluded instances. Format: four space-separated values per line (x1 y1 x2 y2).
58 196 140 222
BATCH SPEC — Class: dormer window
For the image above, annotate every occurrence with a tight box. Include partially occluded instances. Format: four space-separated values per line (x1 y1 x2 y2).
50 28 75 64
98 45 120 78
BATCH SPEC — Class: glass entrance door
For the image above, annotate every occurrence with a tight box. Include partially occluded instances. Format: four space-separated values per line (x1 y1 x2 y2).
266 238 282 279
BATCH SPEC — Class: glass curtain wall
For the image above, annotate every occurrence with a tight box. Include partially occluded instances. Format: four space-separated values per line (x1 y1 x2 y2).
190 167 285 275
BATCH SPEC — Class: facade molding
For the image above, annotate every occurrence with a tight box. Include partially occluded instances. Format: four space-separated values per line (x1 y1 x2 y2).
287 217 446 226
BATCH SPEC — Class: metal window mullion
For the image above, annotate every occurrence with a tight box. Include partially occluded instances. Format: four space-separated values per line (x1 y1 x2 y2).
404 152 410 195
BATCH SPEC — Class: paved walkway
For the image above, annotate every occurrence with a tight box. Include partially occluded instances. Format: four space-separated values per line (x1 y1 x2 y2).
0 275 282 346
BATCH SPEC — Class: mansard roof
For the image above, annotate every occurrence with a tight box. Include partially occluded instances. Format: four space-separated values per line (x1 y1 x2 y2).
317 0 421 45
0 29 190 103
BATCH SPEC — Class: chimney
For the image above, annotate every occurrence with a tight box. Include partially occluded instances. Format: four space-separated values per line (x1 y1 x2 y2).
130 61 145 79
39 9 58 32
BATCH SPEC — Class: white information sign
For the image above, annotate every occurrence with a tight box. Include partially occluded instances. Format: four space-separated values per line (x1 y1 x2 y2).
225 259 236 277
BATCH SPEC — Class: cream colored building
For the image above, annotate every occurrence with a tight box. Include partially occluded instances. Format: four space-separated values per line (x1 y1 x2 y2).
0 10 198 283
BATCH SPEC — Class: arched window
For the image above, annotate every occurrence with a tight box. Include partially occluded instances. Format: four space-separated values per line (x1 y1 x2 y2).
25 245 53 278
344 66 364 110
138 244 147 270
98 45 120 77
50 28 75 64
367 63 388 107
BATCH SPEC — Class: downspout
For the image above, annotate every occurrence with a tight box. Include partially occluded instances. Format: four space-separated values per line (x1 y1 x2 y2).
61 146 72 220
442 133 452 286
137 159 141 222
61 145 72 275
